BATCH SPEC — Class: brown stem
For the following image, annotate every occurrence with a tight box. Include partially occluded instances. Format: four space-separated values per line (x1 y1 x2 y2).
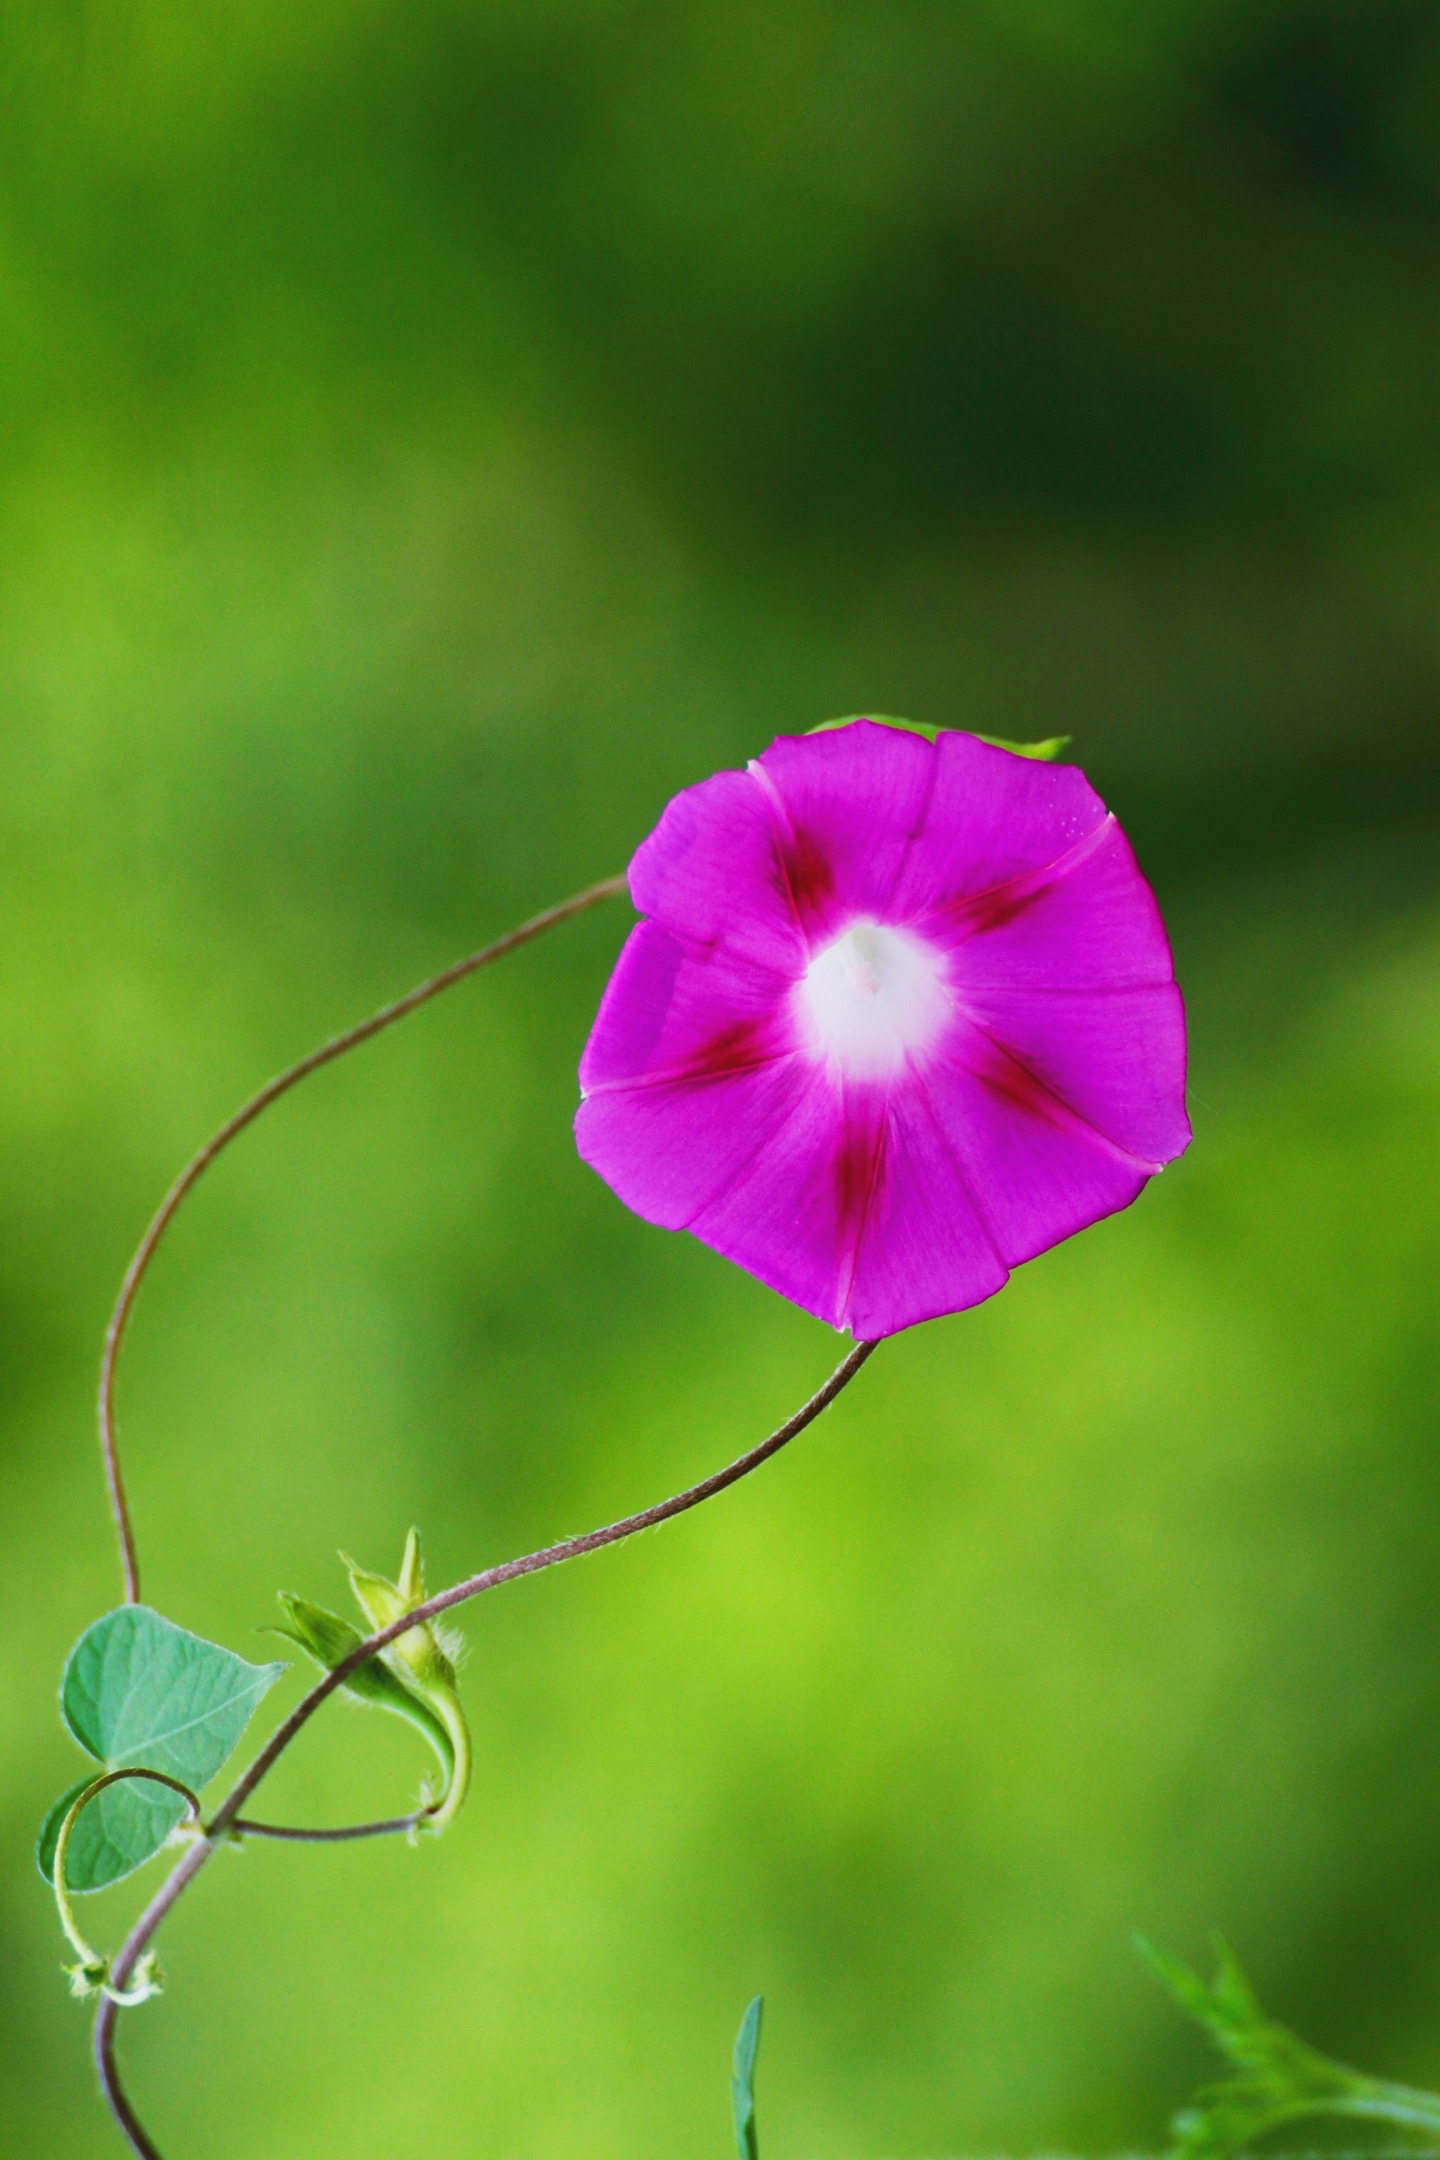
91 1337 876 2157
95 873 629 1603
93 1837 212 2160
230 1812 428 1842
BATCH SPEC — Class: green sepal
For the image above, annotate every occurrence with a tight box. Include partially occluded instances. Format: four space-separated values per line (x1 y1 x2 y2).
345 1529 457 1693
731 1995 763 2160
272 1592 456 1795
972 730 1071 760
810 714 1070 759
278 1529 471 1833
343 1531 470 1831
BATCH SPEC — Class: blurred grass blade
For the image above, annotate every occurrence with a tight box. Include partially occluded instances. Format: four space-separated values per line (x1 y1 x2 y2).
731 1995 763 2160
1141 1937 1440 2160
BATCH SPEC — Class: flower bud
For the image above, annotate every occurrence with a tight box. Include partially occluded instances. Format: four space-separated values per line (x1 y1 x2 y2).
273 1574 468 1831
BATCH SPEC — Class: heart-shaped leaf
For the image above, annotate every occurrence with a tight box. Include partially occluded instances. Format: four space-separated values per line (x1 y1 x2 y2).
40 1606 284 1891
62 1605 284 1783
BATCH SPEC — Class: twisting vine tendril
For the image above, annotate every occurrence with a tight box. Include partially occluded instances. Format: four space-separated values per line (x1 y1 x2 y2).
77 872 879 2159
53 1771 201 2005
96 872 629 1604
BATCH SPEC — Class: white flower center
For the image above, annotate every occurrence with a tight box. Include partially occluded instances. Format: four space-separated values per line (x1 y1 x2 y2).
795 919 951 1080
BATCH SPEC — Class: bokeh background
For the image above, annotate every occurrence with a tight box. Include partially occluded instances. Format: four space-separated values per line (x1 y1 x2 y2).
5 1 1440 2153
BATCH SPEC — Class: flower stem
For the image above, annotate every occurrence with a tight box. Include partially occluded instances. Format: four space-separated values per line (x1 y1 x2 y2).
95 872 629 1603
90 1336 877 2158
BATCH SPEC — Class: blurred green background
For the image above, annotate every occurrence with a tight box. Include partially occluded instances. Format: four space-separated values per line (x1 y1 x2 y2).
5 1 1440 2153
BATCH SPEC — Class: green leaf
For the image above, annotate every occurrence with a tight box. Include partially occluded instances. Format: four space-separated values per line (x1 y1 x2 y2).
731 1995 763 2160
1141 1937 1440 2160
811 712 942 740
36 1780 97 1885
47 1606 284 1891
972 730 1072 761
809 715 1070 759
63 1605 283 1784
36 1773 193 1896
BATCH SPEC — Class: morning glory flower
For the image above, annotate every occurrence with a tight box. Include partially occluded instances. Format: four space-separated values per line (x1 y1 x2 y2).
576 721 1189 1339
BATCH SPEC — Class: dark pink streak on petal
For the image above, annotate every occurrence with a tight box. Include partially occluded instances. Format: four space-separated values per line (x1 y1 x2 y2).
933 815 1114 943
680 1014 786 1086
840 1078 1008 1338
576 1054 811 1237
752 721 937 938
580 920 796 1098
888 730 1109 927
830 1093 889 1319
686 1075 893 1328
945 818 1177 995
746 758 840 944
776 821 838 939
627 766 807 975
921 1046 1157 1273
962 1025 1159 1174
961 983 1190 1167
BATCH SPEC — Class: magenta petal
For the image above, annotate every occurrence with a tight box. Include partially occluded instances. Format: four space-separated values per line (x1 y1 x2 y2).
889 730 1108 922
842 1087 1009 1338
959 983 1190 1167
681 1073 881 1327
576 1054 813 1235
580 920 796 1095
751 721 936 937
922 1045 1157 1271
627 766 806 974
684 1074 1008 1338
942 818 1176 992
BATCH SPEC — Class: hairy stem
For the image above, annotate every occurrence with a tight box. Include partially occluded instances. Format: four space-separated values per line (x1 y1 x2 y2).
92 1337 876 2157
96 873 628 1602
230 1812 430 1843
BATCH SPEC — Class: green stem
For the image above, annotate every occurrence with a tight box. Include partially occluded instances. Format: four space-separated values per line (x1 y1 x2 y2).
53 1771 200 2003
419 1685 471 1834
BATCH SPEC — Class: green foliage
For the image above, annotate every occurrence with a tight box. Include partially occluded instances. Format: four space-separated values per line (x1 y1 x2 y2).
811 716 1071 759
1143 1939 1440 2160
731 1996 763 2160
39 1607 283 1891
